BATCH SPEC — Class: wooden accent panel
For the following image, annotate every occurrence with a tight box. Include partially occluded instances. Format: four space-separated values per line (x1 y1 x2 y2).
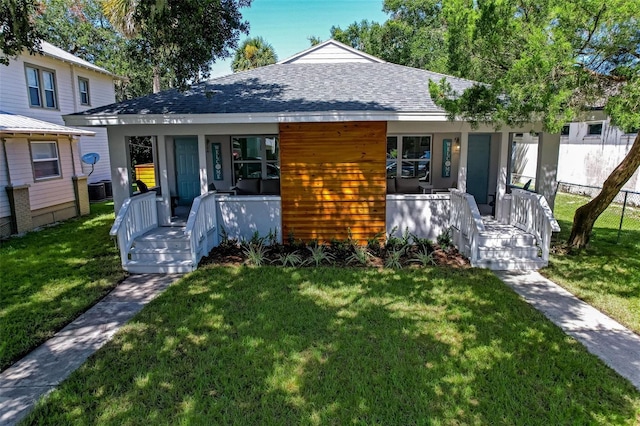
279 121 387 243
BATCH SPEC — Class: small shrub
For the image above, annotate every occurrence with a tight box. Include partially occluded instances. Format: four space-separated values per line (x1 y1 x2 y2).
411 233 435 253
267 228 278 246
275 251 303 267
243 244 267 266
346 246 372 266
412 249 436 267
306 245 334 266
384 248 404 269
219 226 239 249
366 231 384 255
249 230 266 246
437 228 453 250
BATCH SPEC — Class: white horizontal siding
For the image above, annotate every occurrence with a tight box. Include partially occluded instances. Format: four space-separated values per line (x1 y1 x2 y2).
0 139 10 218
0 53 116 119
289 44 377 64
4 136 78 210
79 128 112 182
29 137 76 210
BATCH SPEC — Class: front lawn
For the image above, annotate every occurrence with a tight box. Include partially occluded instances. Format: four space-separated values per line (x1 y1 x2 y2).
25 266 640 425
0 202 124 371
544 192 640 334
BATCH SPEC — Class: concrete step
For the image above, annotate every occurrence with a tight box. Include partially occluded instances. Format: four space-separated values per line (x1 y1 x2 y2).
473 258 547 271
124 259 195 274
477 246 540 260
477 233 536 248
129 246 192 262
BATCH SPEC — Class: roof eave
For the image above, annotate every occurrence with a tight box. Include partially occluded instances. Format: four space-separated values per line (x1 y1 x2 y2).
63 111 453 127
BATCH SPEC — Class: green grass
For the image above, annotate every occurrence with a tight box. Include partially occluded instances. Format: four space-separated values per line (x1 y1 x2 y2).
24 266 640 425
0 202 125 371
543 192 640 334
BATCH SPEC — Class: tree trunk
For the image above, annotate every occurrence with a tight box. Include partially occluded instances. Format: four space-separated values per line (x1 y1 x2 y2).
568 131 640 248
152 65 161 93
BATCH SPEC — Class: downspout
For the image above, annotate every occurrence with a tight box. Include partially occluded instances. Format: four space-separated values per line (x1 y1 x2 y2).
69 135 77 176
1 136 12 185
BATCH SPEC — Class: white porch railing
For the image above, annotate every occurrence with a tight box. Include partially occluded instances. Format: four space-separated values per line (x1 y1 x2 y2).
110 191 158 268
185 191 218 267
509 189 560 262
449 189 485 265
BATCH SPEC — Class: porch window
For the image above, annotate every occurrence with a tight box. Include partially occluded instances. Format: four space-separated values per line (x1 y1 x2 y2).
232 136 279 181
386 135 431 182
30 141 61 180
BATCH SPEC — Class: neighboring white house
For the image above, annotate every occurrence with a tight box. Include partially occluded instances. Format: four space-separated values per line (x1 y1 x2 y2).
0 41 117 182
558 114 639 193
0 41 117 237
510 112 640 194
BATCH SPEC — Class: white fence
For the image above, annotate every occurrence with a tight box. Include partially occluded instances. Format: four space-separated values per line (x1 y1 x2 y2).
509 189 560 262
110 191 158 268
449 189 485 264
185 192 218 267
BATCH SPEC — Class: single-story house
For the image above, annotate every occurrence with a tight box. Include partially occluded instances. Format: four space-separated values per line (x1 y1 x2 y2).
64 40 560 273
0 111 94 237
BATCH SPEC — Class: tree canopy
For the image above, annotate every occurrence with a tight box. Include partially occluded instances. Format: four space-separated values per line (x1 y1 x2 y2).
0 0 43 65
231 36 277 72
330 0 447 73
429 0 639 247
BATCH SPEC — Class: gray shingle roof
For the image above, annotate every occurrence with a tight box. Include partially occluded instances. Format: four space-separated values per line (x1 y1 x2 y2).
76 62 477 116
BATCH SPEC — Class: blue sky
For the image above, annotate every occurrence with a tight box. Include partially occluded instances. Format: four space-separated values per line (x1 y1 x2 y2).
210 0 389 77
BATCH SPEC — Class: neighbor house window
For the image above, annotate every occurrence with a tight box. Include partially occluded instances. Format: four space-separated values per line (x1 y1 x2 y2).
25 65 57 109
232 136 279 181
31 141 61 179
561 125 570 135
588 123 603 135
78 77 90 105
386 135 432 182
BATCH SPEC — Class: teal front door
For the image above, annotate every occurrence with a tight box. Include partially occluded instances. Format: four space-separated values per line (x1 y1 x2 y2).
467 134 491 204
175 137 200 205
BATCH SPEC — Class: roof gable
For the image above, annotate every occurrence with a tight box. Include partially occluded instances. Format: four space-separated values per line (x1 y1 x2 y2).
279 39 384 64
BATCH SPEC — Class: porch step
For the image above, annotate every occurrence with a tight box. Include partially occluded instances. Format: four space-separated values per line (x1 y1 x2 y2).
477 246 540 260
124 259 195 274
474 258 547 271
124 226 193 274
129 246 192 262
477 233 536 248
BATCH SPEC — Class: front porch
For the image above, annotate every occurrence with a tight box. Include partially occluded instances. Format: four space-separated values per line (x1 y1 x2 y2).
111 187 559 273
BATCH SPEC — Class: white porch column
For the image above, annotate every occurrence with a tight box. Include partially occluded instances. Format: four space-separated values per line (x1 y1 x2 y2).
457 131 469 192
536 132 561 210
107 127 130 213
495 131 510 220
156 135 171 225
198 134 208 194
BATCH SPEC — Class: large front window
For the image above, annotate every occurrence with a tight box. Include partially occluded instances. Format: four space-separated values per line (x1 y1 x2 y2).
386 135 432 182
31 141 61 180
232 136 279 181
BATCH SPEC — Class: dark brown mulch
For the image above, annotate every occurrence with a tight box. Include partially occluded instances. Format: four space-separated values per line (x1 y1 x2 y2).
200 242 469 269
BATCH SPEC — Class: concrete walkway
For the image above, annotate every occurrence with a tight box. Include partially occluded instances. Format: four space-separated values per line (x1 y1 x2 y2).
495 270 640 391
0 274 181 426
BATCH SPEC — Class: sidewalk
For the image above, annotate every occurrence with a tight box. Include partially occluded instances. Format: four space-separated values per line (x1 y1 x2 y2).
0 274 181 426
495 270 640 392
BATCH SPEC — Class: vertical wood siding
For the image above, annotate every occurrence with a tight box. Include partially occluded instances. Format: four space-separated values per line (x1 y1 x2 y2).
279 122 387 243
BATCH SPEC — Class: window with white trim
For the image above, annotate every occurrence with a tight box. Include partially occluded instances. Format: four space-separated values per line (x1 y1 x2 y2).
232 136 280 182
31 141 61 179
587 122 603 135
386 135 432 182
78 77 90 105
25 65 58 109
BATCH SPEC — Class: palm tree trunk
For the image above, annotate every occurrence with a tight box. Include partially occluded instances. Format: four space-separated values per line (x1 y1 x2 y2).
568 131 640 247
153 65 160 93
